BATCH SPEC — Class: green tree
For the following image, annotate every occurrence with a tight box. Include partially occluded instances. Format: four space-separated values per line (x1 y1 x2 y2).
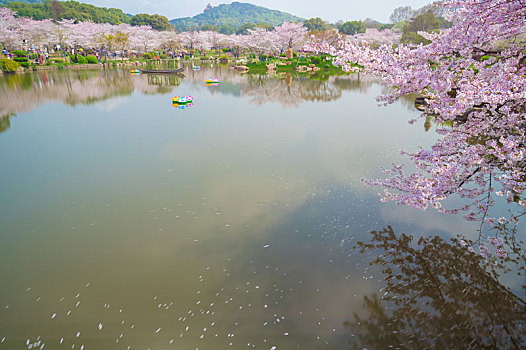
401 12 440 44
131 13 171 31
199 24 218 32
255 22 274 31
49 0 63 19
337 21 366 35
218 24 236 34
236 23 256 35
303 17 327 32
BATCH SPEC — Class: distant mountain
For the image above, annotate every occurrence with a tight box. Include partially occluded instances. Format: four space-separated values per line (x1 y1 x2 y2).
170 2 304 32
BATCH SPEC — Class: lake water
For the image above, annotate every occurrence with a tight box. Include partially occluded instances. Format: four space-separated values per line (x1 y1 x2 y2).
0 65 524 349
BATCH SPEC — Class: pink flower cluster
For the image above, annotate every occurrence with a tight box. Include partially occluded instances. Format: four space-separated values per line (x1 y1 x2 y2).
321 0 526 224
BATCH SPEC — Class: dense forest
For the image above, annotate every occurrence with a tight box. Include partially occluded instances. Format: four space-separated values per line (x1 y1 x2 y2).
1 0 172 29
0 0 43 5
3 0 130 24
170 2 303 33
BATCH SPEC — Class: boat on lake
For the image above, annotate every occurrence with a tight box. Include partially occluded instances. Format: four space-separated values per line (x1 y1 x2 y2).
140 68 184 74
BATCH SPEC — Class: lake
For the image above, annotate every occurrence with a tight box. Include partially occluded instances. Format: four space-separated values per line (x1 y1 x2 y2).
0 65 524 349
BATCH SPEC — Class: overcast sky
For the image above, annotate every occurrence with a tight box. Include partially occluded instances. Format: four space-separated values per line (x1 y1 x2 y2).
77 0 432 23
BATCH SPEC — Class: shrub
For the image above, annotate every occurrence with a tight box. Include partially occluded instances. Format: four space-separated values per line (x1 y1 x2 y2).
0 58 20 72
69 54 88 64
200 56 208 60
160 54 168 59
13 57 29 63
310 56 322 64
279 53 286 57
11 50 26 57
293 52 297 58
143 53 152 60
20 62 30 68
57 63 64 70
86 55 98 64
324 64 331 69
219 54 228 62
222 48 229 52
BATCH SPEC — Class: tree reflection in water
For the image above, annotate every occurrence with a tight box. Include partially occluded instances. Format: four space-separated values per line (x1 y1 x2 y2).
0 69 182 132
346 226 526 349
242 73 376 107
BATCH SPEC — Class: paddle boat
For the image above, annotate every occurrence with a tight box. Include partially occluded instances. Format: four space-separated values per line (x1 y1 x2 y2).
205 78 220 84
172 95 193 105
130 69 140 74
193 65 201 71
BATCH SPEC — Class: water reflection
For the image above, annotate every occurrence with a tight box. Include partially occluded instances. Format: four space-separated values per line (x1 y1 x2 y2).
1 64 498 349
0 66 379 134
346 226 526 349
0 69 182 130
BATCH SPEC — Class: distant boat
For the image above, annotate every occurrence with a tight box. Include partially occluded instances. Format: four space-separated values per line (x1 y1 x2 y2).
140 68 184 74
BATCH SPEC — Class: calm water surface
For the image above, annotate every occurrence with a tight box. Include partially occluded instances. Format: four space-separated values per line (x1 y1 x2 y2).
0 66 524 349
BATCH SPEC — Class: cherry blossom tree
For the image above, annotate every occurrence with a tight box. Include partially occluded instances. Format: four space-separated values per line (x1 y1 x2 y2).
327 0 526 227
244 27 278 57
0 8 22 49
274 22 308 52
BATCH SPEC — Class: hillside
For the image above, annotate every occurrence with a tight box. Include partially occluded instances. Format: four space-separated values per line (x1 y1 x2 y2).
170 2 303 32
0 0 43 5
2 0 130 24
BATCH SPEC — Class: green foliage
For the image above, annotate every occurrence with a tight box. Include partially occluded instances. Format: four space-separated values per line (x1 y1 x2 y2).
0 0 43 5
171 2 303 32
391 21 407 32
0 58 20 72
338 21 366 35
143 53 153 60
86 55 98 64
401 12 440 44
217 24 236 34
310 56 322 64
11 50 27 57
69 54 88 64
160 54 168 59
199 24 218 32
303 17 327 32
5 0 130 24
19 62 30 68
219 54 228 62
131 13 171 31
236 23 256 35
255 22 274 31
13 57 29 63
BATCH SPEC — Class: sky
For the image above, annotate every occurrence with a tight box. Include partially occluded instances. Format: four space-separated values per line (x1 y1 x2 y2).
76 0 432 23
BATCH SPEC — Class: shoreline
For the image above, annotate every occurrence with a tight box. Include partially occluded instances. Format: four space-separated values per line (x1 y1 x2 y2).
0 60 150 75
